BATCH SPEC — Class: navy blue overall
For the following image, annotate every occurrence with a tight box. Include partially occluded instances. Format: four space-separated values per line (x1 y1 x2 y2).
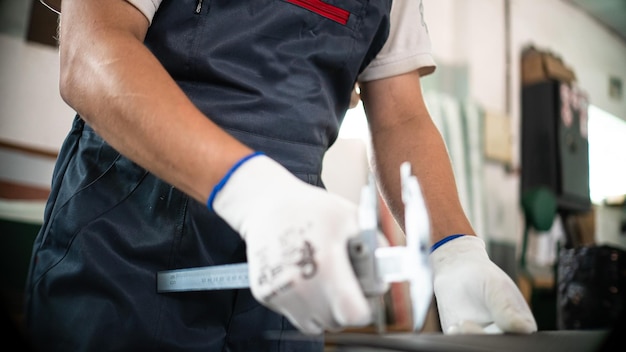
25 1 391 351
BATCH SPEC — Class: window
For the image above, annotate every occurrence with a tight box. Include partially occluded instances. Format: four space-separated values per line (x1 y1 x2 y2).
588 105 626 204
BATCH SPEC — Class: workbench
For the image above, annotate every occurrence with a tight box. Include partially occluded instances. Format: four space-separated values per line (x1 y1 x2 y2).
323 330 614 352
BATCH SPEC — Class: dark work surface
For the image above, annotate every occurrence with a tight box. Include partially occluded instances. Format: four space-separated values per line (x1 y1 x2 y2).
323 330 617 352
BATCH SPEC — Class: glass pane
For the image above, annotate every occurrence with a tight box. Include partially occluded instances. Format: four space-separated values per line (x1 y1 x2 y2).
588 105 626 203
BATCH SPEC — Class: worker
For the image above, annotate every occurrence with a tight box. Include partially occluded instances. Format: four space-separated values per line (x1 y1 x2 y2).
25 0 537 351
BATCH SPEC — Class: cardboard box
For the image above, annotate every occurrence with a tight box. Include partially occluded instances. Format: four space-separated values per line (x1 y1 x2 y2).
521 47 577 85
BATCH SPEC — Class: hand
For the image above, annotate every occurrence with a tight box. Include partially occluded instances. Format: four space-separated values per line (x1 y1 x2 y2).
430 235 537 334
212 153 372 334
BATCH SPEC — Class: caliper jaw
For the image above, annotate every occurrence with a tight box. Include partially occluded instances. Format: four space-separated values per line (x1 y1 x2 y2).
348 162 433 332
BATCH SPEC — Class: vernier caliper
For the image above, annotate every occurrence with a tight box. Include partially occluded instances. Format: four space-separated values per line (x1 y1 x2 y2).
157 162 433 332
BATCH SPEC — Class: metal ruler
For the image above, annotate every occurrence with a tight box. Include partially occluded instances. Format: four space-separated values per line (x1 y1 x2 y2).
157 262 250 292
157 230 385 296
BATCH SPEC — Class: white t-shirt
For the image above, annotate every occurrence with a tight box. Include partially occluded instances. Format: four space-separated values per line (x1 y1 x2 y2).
127 0 435 81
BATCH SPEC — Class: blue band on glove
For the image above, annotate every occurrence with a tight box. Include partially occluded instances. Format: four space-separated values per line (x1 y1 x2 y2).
430 234 466 253
207 151 265 211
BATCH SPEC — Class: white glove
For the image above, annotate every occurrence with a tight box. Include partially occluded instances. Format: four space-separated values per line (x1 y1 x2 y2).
430 235 538 334
211 153 372 335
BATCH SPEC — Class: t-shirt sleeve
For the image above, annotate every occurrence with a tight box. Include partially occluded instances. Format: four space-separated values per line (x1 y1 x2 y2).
358 0 436 82
126 0 162 24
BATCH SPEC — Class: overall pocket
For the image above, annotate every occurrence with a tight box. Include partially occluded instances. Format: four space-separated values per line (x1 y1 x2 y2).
30 123 148 285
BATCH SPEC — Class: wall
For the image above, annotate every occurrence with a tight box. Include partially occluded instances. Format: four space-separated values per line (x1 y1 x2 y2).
0 0 70 190
1 0 625 244
421 0 626 243
0 0 73 153
423 0 626 121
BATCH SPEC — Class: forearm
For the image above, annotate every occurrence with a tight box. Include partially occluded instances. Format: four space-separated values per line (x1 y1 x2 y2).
360 71 474 243
58 0 252 204
370 116 474 243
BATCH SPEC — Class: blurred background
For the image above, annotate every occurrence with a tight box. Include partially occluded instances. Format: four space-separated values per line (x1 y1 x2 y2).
1 0 625 344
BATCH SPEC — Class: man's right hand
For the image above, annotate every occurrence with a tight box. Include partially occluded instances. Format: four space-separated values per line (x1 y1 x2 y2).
211 153 372 335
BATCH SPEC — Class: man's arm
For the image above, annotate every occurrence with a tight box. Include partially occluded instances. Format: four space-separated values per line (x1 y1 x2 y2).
58 0 252 203
359 70 474 243
361 72 537 334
